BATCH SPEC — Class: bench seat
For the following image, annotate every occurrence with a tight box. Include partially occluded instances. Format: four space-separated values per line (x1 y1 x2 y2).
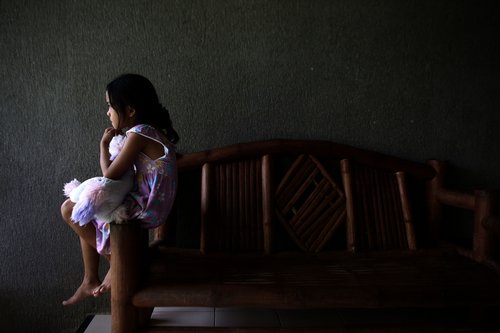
134 247 500 309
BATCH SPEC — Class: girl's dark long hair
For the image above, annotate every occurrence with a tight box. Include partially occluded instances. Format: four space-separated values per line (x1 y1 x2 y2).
106 74 179 144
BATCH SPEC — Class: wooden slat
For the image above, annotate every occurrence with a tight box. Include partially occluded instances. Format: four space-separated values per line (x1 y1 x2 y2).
370 166 385 249
238 161 246 249
426 159 445 245
309 208 346 252
359 165 374 249
288 178 330 230
243 160 250 249
396 172 417 250
214 164 221 250
388 174 405 248
201 163 214 253
281 168 320 214
384 172 398 248
225 163 232 250
275 155 309 198
296 185 341 236
341 159 356 251
256 158 263 251
262 155 273 254
381 172 395 248
249 159 256 248
358 165 371 249
232 163 237 251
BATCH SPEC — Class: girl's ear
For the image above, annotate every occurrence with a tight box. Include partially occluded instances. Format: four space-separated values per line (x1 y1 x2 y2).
126 106 136 118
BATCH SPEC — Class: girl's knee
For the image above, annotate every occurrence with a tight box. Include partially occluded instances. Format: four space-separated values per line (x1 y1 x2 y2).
61 199 74 222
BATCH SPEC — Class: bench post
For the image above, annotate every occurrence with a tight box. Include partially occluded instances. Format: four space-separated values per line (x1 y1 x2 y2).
110 222 143 333
426 160 446 245
473 190 499 262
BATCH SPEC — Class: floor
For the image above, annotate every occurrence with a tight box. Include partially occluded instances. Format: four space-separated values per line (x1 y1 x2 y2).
84 307 326 332
81 306 500 332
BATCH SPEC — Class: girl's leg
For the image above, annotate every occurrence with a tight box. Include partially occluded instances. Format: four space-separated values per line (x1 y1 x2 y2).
61 199 108 305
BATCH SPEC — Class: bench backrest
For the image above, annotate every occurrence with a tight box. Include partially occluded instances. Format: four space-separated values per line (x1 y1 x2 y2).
174 140 435 254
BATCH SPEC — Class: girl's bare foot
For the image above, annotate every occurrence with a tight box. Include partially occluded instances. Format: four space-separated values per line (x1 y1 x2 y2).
92 269 111 297
63 279 101 306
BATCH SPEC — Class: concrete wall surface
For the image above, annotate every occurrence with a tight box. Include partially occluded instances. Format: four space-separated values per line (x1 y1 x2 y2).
0 1 499 332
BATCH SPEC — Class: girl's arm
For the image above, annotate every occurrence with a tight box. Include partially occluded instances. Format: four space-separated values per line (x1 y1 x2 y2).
100 128 147 180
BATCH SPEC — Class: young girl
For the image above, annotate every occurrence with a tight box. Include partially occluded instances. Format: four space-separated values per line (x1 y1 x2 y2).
61 74 178 306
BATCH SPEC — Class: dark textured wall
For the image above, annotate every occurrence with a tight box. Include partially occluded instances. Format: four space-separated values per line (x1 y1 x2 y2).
1 1 499 332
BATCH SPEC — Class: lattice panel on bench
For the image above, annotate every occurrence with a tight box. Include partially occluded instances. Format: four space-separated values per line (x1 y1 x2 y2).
275 155 346 252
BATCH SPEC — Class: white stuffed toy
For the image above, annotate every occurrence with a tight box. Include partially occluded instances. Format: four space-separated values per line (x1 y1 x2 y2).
63 135 134 225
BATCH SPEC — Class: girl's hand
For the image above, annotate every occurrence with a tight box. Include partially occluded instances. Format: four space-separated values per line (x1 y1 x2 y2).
100 127 118 147
101 132 146 179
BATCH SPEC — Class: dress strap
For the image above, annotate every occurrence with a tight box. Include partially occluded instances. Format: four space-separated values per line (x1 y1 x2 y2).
126 124 174 151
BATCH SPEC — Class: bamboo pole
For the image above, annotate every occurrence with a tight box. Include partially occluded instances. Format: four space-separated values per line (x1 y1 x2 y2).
262 155 273 254
473 190 498 262
426 160 445 245
238 161 246 249
341 159 356 251
372 168 386 250
256 158 263 251
437 189 475 210
389 175 405 248
201 163 213 254
396 172 417 250
243 160 250 250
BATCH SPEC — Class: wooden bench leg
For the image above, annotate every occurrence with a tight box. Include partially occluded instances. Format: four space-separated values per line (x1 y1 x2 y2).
111 223 142 333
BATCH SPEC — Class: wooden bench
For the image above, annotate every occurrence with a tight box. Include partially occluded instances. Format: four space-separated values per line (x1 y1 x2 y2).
110 139 500 332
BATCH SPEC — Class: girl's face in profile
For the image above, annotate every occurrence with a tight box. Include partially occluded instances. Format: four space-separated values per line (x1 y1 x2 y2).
105 91 121 129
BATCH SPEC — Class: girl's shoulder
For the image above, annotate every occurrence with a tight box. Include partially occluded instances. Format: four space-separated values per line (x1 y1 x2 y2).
127 124 155 136
126 124 174 149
